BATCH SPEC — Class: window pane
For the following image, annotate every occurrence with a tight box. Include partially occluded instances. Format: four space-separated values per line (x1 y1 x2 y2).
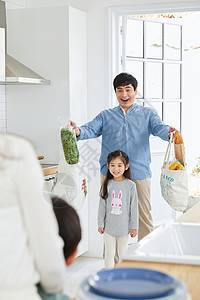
144 101 162 119
165 24 181 60
165 64 180 99
126 60 143 98
146 22 162 59
164 102 180 130
146 62 162 98
126 19 143 58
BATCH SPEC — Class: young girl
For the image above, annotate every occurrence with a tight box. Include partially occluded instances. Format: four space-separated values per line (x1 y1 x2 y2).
98 150 138 269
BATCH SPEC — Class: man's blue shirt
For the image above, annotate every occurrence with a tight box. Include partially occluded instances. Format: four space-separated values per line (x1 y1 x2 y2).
77 103 169 179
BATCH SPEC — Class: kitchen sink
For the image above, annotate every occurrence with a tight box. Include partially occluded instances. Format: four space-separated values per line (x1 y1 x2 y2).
122 222 200 265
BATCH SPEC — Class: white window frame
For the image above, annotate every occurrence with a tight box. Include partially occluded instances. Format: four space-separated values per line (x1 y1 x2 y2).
108 2 200 109
121 16 183 131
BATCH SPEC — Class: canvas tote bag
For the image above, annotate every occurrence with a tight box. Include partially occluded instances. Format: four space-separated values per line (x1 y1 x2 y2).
160 133 189 211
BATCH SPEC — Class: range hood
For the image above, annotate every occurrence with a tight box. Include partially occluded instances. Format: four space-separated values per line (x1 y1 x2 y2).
2 54 50 85
0 1 50 85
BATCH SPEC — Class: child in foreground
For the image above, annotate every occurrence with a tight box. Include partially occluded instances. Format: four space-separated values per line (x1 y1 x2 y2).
38 197 82 300
98 150 138 269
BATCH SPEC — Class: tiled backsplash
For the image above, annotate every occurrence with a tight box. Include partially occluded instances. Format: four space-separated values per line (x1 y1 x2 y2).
0 86 6 132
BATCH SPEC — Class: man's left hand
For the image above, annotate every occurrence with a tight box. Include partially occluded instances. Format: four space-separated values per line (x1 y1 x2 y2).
168 126 176 138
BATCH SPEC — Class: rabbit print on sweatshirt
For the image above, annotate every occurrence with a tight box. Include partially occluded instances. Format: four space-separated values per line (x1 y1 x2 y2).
111 190 122 215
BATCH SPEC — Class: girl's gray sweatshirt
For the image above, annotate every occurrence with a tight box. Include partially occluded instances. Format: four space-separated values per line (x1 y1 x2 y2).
98 179 138 236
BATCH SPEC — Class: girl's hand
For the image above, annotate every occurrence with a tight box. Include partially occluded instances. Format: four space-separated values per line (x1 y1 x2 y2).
130 229 137 238
98 228 104 234
70 120 80 137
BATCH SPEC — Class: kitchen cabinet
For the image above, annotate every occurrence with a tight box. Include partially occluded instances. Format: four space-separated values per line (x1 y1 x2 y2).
68 6 88 257
6 6 87 164
23 5 89 257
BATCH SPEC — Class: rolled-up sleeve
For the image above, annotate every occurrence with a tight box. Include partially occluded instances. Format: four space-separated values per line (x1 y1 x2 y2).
77 113 103 141
150 110 170 141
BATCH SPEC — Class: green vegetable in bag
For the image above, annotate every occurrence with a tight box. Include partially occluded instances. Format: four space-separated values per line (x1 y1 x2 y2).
61 128 79 164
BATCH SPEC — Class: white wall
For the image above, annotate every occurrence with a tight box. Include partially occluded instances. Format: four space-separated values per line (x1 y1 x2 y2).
6 0 200 257
6 6 71 158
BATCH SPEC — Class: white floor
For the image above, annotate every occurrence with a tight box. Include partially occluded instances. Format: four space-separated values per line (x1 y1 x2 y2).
63 256 104 299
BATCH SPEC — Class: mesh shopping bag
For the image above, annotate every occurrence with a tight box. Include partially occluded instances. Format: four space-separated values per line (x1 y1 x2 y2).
51 120 87 211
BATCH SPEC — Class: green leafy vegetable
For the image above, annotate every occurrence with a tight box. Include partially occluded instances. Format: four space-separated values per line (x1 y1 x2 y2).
61 128 79 164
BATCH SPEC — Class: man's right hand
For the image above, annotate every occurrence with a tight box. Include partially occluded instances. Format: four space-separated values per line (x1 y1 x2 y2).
70 120 80 137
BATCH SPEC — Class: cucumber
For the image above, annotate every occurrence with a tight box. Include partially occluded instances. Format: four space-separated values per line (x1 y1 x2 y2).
61 128 79 164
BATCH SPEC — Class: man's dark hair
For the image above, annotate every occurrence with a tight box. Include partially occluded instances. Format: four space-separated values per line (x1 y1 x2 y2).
51 196 81 259
113 72 138 91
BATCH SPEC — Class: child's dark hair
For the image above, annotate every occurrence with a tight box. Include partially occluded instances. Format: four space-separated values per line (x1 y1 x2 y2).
51 196 81 259
100 150 131 200
113 72 138 91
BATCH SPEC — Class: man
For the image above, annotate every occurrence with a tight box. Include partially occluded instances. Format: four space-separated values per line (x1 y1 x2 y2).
71 72 175 240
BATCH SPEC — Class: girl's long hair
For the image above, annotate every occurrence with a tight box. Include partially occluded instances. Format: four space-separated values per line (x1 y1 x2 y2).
100 150 131 200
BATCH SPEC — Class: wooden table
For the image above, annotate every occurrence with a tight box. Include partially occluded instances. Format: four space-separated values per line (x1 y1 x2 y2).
117 202 200 300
